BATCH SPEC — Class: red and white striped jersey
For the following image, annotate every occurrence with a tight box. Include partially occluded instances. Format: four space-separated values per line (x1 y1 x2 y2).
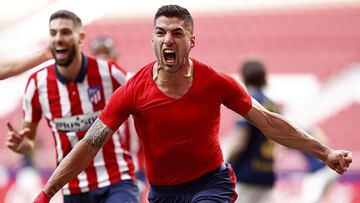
22 55 136 195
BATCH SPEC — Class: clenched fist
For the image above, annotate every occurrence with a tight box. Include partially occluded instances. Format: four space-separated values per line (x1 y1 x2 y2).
325 150 352 174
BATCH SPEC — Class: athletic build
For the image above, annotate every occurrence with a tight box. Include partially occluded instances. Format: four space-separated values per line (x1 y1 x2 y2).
5 10 139 203
34 5 352 203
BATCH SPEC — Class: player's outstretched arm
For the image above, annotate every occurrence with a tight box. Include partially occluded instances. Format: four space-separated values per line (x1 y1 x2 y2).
34 118 115 202
243 98 352 174
0 47 52 80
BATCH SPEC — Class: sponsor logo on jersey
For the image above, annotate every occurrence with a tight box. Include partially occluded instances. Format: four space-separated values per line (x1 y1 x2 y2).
52 111 101 132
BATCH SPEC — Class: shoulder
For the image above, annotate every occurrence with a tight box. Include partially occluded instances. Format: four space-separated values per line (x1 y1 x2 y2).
24 64 55 92
110 61 153 97
110 62 154 102
192 58 225 85
193 59 234 80
192 58 216 74
86 55 117 69
85 55 97 63
126 61 155 85
27 64 54 81
86 55 124 71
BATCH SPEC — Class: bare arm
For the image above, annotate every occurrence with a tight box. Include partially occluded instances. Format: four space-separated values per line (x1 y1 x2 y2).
43 118 114 198
244 98 352 174
0 47 52 80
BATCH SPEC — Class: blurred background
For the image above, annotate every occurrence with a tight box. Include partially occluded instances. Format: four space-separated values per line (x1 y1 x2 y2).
0 0 359 202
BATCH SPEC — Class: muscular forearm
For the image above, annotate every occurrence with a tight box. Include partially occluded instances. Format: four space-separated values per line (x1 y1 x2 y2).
242 100 352 175
43 119 113 198
43 141 99 197
260 112 330 161
245 101 331 162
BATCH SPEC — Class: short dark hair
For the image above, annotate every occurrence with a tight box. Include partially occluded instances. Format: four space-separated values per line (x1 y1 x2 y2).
49 10 82 28
154 5 194 34
241 58 267 87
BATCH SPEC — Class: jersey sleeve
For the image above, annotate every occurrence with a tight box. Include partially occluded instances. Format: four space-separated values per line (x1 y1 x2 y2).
99 82 133 131
217 72 252 116
22 75 42 123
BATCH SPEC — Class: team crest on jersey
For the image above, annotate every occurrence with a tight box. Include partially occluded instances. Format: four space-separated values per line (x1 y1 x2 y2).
88 86 102 104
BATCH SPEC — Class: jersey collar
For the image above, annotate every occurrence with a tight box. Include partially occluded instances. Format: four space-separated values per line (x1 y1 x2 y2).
55 53 88 84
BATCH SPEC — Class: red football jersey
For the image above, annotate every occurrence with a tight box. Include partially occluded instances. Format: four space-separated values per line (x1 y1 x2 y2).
100 58 252 185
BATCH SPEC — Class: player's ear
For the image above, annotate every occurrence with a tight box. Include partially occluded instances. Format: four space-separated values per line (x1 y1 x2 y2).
190 35 195 49
79 31 86 44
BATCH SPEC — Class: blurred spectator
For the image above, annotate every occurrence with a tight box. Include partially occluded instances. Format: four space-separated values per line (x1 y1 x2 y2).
228 57 280 203
90 36 118 61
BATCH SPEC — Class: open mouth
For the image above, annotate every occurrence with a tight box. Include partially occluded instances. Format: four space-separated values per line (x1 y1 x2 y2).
163 49 176 64
55 48 69 60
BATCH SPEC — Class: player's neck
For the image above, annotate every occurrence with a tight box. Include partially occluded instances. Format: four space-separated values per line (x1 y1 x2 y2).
153 59 193 82
153 59 194 99
57 54 83 82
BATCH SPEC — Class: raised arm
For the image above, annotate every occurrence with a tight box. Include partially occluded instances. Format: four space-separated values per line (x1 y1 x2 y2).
35 118 114 201
0 47 52 80
244 98 352 174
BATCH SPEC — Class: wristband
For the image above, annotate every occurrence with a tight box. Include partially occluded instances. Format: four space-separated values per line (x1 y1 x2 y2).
34 191 50 203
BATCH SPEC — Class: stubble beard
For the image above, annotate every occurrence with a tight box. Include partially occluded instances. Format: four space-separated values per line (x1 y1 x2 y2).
52 45 77 67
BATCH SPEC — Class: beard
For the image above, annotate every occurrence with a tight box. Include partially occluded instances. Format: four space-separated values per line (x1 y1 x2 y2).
52 45 77 67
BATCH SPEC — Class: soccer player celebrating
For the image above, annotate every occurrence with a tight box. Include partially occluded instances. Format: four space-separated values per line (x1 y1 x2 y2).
33 5 352 203
6 10 139 203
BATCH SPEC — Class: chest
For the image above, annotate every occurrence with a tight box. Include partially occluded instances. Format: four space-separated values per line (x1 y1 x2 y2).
38 79 107 119
135 82 221 128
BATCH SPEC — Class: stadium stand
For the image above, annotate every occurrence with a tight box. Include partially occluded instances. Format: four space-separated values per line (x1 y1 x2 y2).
83 6 360 81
